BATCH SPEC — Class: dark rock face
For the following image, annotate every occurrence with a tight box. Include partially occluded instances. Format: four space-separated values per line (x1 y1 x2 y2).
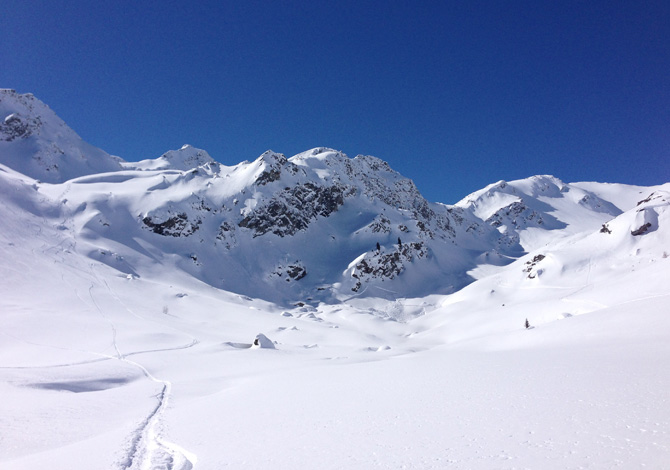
239 183 348 237
142 213 201 237
286 265 307 280
216 221 237 249
523 254 546 278
271 262 307 282
255 152 302 186
631 223 652 236
255 168 282 185
368 215 392 234
1 113 40 141
358 170 438 228
487 201 544 229
351 242 427 292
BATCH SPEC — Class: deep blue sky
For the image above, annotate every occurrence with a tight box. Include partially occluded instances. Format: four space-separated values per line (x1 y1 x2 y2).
2 0 669 203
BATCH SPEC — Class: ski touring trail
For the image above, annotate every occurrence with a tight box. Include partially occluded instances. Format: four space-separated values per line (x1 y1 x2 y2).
86 275 197 470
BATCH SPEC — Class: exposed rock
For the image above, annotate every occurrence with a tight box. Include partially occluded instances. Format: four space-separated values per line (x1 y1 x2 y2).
216 221 237 249
524 254 546 279
256 168 282 185
636 192 666 206
368 215 391 233
487 201 544 229
631 223 652 236
252 333 276 349
142 212 201 237
271 262 307 282
239 183 348 237
351 242 427 292
1 113 40 141
254 151 301 185
286 265 307 280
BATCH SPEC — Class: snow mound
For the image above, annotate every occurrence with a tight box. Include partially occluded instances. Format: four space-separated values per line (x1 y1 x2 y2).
252 334 276 349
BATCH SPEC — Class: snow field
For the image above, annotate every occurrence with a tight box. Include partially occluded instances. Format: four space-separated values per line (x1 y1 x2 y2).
2 90 670 468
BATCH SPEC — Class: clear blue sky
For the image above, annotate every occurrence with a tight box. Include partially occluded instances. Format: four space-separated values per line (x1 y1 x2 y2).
2 0 668 203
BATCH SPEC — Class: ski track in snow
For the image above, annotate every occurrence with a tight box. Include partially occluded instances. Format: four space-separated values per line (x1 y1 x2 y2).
116 357 197 470
3 206 199 468
1 284 199 468
85 268 198 470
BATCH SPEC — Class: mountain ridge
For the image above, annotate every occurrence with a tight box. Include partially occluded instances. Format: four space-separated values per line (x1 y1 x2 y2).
1 90 667 305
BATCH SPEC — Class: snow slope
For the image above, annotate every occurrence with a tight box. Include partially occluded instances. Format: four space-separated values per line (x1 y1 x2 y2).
1 91 670 469
0 89 122 182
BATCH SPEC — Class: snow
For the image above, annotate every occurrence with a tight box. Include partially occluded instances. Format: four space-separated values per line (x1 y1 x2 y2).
124 145 216 172
0 90 122 182
1 91 670 469
2 239 669 469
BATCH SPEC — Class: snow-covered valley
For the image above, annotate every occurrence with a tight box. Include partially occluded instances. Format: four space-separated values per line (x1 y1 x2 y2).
2 89 669 469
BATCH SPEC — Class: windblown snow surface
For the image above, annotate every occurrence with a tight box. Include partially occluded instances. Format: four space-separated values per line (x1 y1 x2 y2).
2 90 670 469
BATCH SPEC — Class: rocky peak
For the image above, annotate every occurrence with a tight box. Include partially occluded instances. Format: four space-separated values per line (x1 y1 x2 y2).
254 150 301 185
0 90 123 182
0 90 47 142
289 148 350 182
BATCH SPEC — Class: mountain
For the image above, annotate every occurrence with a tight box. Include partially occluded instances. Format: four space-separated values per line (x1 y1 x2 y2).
2 91 670 470
0 89 122 182
1 90 668 306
